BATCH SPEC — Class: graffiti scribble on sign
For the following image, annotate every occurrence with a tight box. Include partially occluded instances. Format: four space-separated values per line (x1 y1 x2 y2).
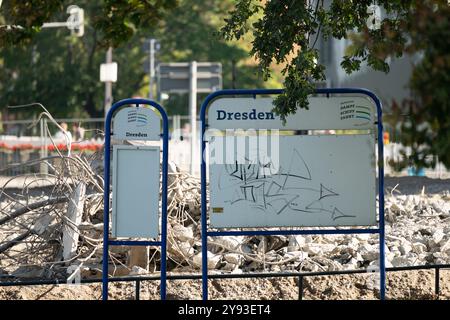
217 148 356 221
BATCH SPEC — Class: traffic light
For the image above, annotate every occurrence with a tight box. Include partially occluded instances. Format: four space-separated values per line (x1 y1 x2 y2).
67 5 84 37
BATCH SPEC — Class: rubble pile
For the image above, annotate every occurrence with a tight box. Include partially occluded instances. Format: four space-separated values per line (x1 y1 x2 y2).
1 157 449 280
163 167 450 274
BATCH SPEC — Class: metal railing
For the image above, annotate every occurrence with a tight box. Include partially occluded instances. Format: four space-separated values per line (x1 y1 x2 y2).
1 117 449 177
0 118 105 176
1 263 448 300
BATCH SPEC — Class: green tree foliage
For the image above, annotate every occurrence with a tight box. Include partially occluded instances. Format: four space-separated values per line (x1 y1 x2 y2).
0 0 276 118
0 0 177 118
0 1 149 118
0 0 178 47
153 0 275 115
387 2 450 169
221 0 450 169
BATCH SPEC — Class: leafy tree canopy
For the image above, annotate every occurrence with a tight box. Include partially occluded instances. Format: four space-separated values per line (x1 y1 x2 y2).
0 0 275 119
221 0 450 169
0 0 178 48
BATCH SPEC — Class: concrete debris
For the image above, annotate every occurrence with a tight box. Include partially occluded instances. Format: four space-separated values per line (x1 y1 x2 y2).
287 235 306 252
11 266 52 279
62 182 86 262
223 253 243 265
31 214 55 235
129 266 148 276
193 251 221 269
412 242 427 254
1 158 450 281
172 224 194 243
212 236 245 251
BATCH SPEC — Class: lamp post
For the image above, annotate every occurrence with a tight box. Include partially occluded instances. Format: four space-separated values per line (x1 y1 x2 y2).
145 39 160 99
100 48 117 117
42 5 84 37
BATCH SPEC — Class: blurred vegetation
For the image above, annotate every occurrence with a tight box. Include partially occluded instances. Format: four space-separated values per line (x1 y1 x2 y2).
1 1 449 170
221 0 450 169
0 0 282 119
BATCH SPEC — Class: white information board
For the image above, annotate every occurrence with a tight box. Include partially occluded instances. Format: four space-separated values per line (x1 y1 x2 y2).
112 145 160 238
208 96 374 130
113 106 161 141
209 134 376 228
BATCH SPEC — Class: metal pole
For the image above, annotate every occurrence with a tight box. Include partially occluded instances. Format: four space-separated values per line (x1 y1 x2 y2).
39 119 45 174
149 39 155 99
189 61 197 175
102 108 112 300
41 119 49 174
378 111 386 301
298 276 304 300
135 280 141 300
435 267 440 298
42 22 71 28
104 47 113 117
173 115 180 139
160 106 169 300
231 60 237 89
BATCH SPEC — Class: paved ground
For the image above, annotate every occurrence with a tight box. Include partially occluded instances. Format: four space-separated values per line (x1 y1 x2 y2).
1 269 449 300
384 176 450 195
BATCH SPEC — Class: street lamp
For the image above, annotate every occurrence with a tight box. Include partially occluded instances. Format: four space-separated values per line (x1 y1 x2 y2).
41 5 85 37
366 5 381 30
67 5 84 37
100 48 117 116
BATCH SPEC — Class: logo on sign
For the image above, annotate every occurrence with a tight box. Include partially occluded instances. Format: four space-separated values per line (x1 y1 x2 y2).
127 110 148 127
125 109 149 138
340 101 371 126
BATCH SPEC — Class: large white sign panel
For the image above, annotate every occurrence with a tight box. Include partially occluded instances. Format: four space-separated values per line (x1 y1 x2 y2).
112 146 160 238
209 134 376 228
113 106 161 141
208 96 375 130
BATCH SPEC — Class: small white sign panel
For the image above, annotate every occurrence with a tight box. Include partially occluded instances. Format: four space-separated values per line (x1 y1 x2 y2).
100 62 118 82
113 106 161 141
209 134 376 228
208 96 375 130
112 146 160 238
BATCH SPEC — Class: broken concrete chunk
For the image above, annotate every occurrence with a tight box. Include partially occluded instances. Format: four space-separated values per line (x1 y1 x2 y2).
12 266 48 279
439 239 450 254
31 214 55 235
223 253 243 265
399 243 412 255
172 224 194 242
287 235 306 252
412 242 427 254
214 236 244 250
193 251 221 269
129 266 148 275
304 243 335 256
222 262 238 272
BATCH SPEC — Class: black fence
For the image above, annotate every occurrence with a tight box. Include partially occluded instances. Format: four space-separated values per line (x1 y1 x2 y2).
1 263 449 300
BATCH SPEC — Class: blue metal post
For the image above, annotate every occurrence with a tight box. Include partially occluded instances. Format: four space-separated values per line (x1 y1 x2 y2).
102 98 169 301
375 96 386 300
102 107 113 301
200 109 208 301
160 103 169 300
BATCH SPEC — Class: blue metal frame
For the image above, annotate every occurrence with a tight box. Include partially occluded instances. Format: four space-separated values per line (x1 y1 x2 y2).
200 88 385 300
102 98 169 300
